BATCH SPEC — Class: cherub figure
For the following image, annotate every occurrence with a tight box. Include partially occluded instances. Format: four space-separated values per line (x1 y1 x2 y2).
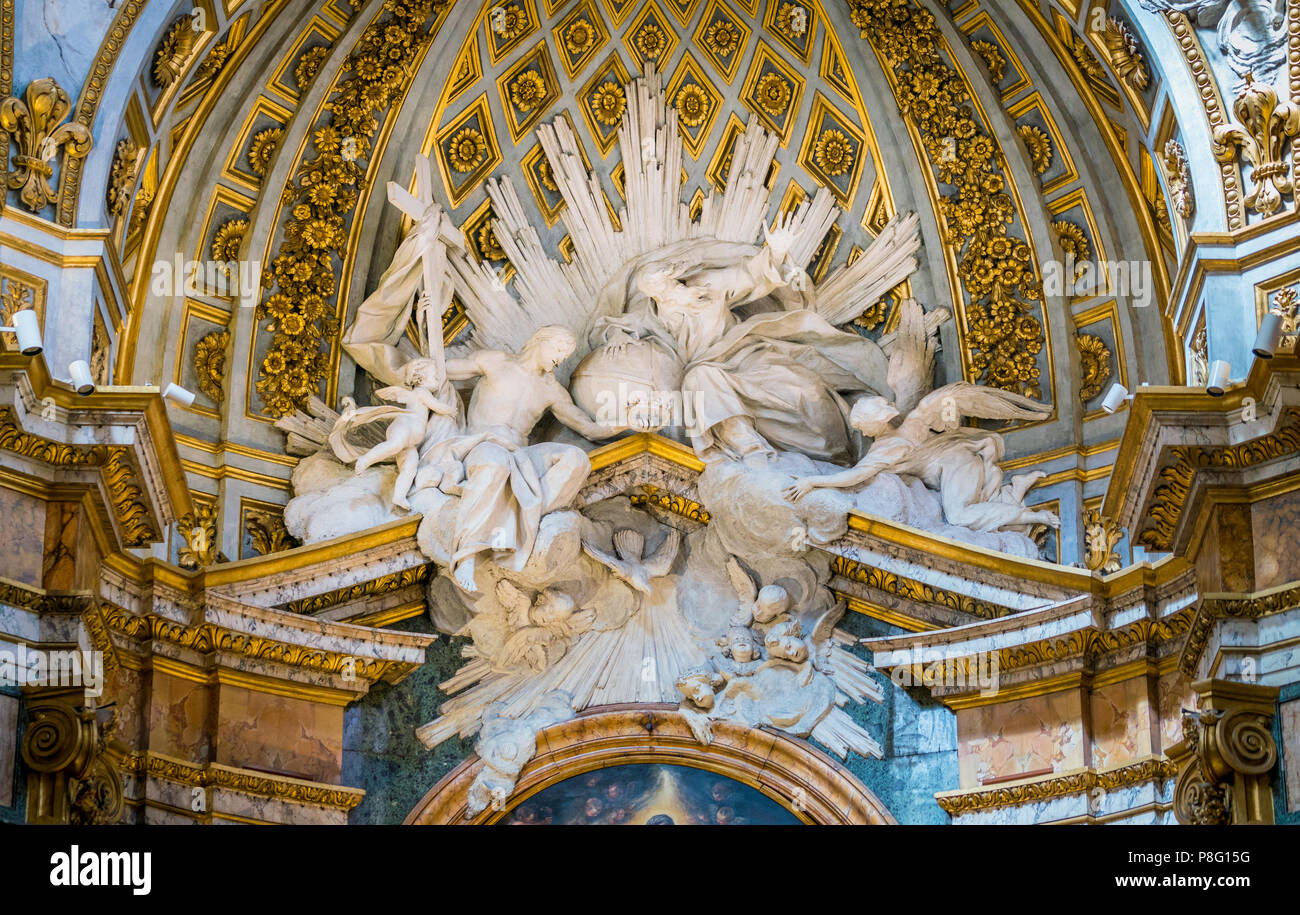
723 556 794 634
493 579 596 672
783 383 1061 533
714 625 764 679
341 356 459 510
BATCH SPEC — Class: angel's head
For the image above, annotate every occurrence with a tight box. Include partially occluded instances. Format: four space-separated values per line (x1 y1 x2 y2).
404 356 444 389
521 325 577 372
530 589 577 626
722 625 760 663
850 396 900 438
765 620 808 663
634 262 698 307
754 585 791 623
676 668 722 709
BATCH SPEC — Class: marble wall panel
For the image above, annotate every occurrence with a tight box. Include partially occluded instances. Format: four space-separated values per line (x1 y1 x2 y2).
1282 698 1300 813
1251 490 1300 590
1090 678 1151 769
0 693 16 808
1157 670 1194 751
147 671 212 761
215 686 343 784
0 488 45 587
956 690 1084 788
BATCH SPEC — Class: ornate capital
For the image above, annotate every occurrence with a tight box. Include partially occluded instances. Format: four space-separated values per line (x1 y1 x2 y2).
1212 74 1300 216
21 689 123 825
1170 678 1279 825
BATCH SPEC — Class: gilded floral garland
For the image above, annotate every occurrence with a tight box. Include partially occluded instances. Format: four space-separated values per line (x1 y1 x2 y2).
255 0 447 417
849 0 1046 397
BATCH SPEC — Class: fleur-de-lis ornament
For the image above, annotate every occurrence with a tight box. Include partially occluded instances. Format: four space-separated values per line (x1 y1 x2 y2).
0 78 92 213
1212 73 1300 216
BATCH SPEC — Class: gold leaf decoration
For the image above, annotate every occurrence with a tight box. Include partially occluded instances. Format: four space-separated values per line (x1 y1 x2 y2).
255 0 447 417
211 218 248 263
705 18 740 58
0 78 93 212
245 509 297 556
177 500 219 569
1162 138 1194 219
1212 73 1300 216
849 0 1045 397
247 127 283 177
448 127 488 172
1053 219 1091 271
296 45 331 88
1083 509 1124 573
675 83 710 127
194 329 230 405
754 72 791 117
510 70 548 112
590 81 626 126
1076 332 1111 402
152 16 199 88
106 138 143 219
1102 16 1149 91
813 128 853 177
1017 124 1052 175
970 39 1005 83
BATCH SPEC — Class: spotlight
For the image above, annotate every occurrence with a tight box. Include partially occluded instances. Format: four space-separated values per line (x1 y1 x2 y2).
163 383 196 407
68 360 95 396
1206 360 1231 397
0 309 42 355
1253 312 1284 359
1101 382 1132 414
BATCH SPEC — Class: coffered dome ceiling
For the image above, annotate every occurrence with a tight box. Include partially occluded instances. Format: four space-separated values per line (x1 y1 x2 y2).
29 0 1228 565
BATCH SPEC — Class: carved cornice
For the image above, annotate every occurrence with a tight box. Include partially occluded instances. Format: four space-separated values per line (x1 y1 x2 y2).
1179 582 1300 676
997 606 1194 676
628 483 711 524
0 406 158 546
283 564 430 615
832 555 1013 621
936 757 1177 816
1138 408 1300 551
120 752 365 811
100 602 412 683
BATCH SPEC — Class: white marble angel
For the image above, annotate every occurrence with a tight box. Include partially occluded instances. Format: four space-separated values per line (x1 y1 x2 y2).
783 383 1060 532
329 353 459 510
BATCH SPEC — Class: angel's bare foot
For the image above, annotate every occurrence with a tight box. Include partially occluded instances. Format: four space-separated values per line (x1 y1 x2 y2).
453 558 478 593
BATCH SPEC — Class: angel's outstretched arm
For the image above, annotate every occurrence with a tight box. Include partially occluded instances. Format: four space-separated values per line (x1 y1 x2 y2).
783 459 887 501
444 350 489 381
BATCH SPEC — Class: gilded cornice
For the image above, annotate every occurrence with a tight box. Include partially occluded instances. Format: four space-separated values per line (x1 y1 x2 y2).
0 405 157 546
935 756 1178 815
996 604 1194 678
100 601 416 683
1179 582 1300 676
832 554 1013 621
283 564 429 615
120 752 365 810
1137 408 1300 552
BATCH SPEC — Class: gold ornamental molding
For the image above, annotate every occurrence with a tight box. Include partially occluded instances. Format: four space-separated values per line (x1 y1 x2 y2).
1138 408 1300 552
0 405 157 546
995 605 1194 679
283 563 430 615
935 756 1177 816
832 554 1013 621
120 751 365 811
1179 581 1300 676
100 601 417 684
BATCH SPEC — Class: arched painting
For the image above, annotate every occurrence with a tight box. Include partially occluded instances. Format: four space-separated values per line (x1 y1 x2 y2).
499 764 802 825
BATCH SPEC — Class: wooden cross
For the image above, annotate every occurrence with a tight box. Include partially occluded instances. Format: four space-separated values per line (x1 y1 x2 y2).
385 154 461 371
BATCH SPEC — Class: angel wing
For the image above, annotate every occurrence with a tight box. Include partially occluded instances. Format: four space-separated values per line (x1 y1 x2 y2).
904 381 1052 437
325 402 402 464
641 528 681 579
494 579 534 630
881 298 950 417
725 556 758 604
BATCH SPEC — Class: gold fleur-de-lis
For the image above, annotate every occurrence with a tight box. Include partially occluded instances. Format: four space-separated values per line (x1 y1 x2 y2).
1212 73 1300 216
0 78 93 212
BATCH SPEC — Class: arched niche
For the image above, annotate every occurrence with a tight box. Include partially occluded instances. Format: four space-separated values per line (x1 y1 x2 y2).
404 703 894 825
